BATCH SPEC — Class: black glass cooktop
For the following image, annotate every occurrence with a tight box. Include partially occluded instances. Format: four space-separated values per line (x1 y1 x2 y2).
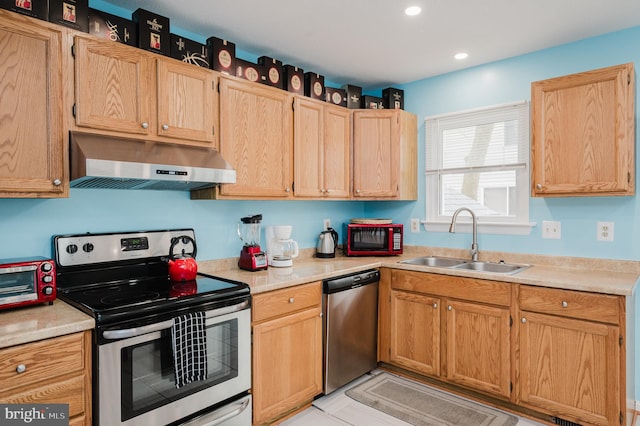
57 273 250 324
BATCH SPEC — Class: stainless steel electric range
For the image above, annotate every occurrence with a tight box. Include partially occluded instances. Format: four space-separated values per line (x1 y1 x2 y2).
53 229 251 426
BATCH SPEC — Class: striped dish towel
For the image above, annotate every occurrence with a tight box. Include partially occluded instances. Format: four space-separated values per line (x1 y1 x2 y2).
172 311 208 388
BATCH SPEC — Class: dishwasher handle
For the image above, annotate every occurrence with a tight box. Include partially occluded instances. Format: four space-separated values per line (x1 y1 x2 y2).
323 269 379 294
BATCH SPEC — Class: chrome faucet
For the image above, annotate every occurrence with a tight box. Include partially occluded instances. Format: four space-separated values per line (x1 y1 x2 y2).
449 207 478 262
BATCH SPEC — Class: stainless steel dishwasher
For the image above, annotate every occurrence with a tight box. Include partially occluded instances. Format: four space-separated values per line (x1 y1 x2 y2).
322 269 379 394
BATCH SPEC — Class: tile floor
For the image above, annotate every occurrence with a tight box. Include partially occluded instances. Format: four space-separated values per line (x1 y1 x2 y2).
282 371 546 426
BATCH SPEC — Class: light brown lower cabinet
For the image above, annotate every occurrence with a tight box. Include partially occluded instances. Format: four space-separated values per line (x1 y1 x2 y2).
0 330 92 425
251 282 323 425
380 268 627 426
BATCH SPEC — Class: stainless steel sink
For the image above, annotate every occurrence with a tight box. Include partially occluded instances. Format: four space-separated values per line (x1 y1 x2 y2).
399 256 529 275
451 261 529 275
400 256 467 268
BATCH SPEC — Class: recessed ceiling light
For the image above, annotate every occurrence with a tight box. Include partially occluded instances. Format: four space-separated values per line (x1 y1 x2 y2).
454 52 468 60
404 6 422 16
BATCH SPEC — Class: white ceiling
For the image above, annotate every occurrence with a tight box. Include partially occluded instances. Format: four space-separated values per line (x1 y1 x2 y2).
104 0 640 88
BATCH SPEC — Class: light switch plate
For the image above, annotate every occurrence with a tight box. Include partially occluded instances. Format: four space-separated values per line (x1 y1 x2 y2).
542 221 561 239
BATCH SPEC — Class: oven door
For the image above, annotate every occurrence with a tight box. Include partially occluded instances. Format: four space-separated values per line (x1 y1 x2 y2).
97 301 251 426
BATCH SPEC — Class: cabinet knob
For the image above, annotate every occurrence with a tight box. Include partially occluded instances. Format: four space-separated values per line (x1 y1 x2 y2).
433 303 438 309
355 189 361 193
285 188 291 193
521 318 527 324
447 305 452 311
561 301 568 308
52 179 62 186
16 364 26 373
289 297 295 304
162 124 169 131
536 183 542 190
141 122 149 129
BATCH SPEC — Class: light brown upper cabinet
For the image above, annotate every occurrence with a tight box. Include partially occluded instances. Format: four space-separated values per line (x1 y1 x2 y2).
0 11 66 198
74 36 217 146
531 63 635 197
293 97 350 198
352 109 417 199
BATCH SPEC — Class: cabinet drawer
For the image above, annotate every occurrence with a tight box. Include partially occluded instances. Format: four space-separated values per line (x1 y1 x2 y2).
0 374 87 418
253 282 322 322
391 270 511 306
519 285 621 324
0 332 86 393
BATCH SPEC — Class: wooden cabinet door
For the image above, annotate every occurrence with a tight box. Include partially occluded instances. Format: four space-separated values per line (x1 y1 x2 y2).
218 76 293 197
518 311 620 426
293 97 350 198
323 104 350 198
252 306 322 425
445 300 510 398
352 110 399 198
389 290 441 376
531 63 635 197
157 59 216 144
74 36 154 135
0 16 65 197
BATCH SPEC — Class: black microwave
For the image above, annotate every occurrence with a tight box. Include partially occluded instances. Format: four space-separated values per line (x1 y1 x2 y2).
344 223 403 256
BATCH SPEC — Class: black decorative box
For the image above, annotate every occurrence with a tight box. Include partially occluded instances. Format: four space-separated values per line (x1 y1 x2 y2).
382 87 404 110
132 8 170 56
0 0 47 20
170 34 209 68
235 58 260 83
49 0 88 31
342 84 362 109
257 56 283 89
325 87 346 107
304 72 324 100
207 37 235 75
283 65 304 95
361 95 384 109
88 8 136 46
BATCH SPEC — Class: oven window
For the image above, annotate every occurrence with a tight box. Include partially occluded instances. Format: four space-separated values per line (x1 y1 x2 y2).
120 318 239 421
0 268 36 299
350 228 388 251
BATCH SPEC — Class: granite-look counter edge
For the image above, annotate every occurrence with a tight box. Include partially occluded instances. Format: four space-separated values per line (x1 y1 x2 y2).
0 300 95 349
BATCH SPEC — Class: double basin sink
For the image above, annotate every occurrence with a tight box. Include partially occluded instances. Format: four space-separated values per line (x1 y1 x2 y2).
400 256 529 275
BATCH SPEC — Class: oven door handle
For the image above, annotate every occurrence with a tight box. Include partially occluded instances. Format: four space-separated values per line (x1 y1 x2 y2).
179 394 250 426
102 300 250 340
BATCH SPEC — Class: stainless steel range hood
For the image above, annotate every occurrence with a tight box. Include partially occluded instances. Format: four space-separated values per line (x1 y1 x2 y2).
69 132 236 190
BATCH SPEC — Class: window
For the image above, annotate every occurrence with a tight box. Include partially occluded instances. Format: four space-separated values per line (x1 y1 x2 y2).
425 101 531 234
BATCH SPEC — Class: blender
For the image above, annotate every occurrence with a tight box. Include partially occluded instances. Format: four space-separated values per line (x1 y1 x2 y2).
237 214 268 271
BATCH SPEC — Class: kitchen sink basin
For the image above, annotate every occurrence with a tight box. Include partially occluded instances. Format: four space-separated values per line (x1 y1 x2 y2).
451 261 529 275
399 256 529 275
400 256 467 268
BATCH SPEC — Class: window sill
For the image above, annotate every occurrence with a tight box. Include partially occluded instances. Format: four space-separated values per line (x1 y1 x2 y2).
424 220 536 236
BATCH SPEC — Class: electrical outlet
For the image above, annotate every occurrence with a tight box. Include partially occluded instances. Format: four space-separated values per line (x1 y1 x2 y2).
410 218 420 233
542 221 561 239
323 218 331 230
597 221 614 242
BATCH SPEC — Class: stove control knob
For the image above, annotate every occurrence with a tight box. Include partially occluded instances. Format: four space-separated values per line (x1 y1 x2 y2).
40 262 53 272
83 243 94 253
43 276 53 284
42 286 54 296
66 244 78 254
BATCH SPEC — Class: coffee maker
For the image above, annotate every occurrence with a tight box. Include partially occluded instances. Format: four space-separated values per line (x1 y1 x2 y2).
265 225 299 267
237 214 268 271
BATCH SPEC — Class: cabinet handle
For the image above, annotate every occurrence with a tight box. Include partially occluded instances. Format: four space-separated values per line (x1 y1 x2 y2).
561 301 568 308
52 179 62 186
162 124 169 131
536 183 542 190
16 364 26 373
289 297 294 304
433 303 438 309
447 305 452 311
521 318 527 323
141 122 149 129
